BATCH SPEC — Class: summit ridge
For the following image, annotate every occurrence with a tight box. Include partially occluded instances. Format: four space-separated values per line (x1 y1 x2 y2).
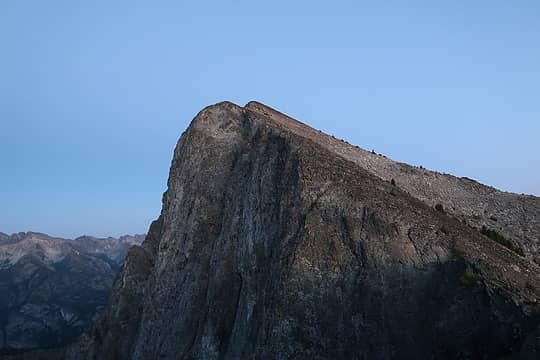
12 101 540 360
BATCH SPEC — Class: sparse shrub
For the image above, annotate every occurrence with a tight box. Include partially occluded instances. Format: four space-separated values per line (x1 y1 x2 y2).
459 265 481 286
532 304 540 318
480 226 525 256
450 241 465 258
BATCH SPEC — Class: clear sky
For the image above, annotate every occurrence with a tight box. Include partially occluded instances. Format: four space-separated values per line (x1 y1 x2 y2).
1 1 539 238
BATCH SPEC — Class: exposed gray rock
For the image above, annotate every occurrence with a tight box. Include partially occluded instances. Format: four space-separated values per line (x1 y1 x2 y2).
73 234 146 264
0 232 144 352
13 101 540 359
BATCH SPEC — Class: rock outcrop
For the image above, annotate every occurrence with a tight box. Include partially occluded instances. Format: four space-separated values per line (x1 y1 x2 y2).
16 101 540 359
0 232 144 352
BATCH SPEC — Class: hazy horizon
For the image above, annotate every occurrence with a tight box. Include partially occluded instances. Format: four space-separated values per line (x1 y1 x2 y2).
0 230 146 239
1 1 539 238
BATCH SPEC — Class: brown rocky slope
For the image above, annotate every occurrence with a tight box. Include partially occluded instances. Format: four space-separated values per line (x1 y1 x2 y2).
16 101 540 359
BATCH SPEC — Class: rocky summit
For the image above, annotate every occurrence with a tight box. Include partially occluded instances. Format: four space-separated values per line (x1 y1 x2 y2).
14 101 540 359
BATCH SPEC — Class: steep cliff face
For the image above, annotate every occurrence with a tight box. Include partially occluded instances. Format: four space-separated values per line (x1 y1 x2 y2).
37 101 540 359
245 102 540 265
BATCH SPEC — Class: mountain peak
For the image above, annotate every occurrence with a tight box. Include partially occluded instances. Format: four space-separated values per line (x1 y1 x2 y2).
16 102 539 359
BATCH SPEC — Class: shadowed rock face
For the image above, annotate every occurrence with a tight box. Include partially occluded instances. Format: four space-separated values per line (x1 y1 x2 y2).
20 101 540 359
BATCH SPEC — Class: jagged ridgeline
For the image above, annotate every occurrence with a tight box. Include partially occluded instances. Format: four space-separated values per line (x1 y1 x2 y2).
0 233 145 353
15 102 540 359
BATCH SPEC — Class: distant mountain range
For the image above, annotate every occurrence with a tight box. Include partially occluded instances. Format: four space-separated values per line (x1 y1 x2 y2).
0 232 145 351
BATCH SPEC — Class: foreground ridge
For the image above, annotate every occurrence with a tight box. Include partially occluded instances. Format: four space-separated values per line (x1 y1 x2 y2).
14 101 540 359
243 101 539 265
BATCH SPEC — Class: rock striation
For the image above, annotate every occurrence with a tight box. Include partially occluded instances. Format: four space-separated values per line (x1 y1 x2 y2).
15 101 540 359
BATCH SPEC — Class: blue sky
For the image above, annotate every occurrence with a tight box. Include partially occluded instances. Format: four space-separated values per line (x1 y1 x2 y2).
1 1 539 238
